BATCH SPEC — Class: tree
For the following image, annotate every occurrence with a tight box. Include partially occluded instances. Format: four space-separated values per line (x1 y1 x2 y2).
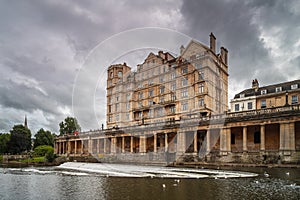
33 128 54 149
8 124 31 154
0 133 10 154
59 117 81 135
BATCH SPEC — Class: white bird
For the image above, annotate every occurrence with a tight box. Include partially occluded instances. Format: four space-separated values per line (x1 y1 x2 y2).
162 184 166 188
264 172 270 177
174 179 180 183
255 180 259 184
286 172 290 176
173 184 178 187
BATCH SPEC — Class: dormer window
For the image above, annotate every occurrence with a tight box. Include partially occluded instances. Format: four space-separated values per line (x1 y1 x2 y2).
239 94 245 98
261 89 267 95
291 84 298 90
275 87 282 92
110 72 113 78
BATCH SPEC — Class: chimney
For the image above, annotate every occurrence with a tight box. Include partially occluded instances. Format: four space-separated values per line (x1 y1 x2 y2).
158 50 164 58
210 32 216 53
180 45 185 54
252 79 259 91
220 47 228 65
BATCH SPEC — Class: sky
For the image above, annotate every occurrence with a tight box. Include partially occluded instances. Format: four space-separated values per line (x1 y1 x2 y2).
0 0 299 134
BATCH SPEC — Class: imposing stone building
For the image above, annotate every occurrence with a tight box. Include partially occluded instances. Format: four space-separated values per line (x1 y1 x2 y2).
106 33 228 129
54 34 300 165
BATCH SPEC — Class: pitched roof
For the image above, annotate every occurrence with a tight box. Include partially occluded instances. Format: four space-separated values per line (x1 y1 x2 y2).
234 79 300 99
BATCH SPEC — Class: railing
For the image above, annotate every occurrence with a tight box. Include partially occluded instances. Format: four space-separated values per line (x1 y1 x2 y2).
227 104 300 118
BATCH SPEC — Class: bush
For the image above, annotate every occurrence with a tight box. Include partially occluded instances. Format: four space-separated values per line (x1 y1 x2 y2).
45 148 55 162
34 145 54 157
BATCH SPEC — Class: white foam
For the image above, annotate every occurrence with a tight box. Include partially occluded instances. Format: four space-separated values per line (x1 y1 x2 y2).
57 162 258 179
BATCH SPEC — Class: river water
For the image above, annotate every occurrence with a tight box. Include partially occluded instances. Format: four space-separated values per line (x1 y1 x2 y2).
0 162 300 200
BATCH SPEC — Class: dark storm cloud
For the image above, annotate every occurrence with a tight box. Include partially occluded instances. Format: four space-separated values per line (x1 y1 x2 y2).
0 0 182 133
180 0 300 96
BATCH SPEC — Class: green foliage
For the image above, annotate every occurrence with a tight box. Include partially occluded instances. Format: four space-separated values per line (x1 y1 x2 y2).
20 156 45 163
8 124 31 154
59 117 81 135
0 133 10 154
0 155 3 162
45 148 55 162
34 145 54 157
33 128 54 148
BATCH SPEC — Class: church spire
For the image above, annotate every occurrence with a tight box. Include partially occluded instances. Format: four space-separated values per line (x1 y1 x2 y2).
24 115 28 128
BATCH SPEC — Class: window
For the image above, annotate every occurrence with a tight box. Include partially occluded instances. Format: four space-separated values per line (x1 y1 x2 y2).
261 99 266 108
171 93 176 101
126 94 131 101
248 102 253 110
157 107 163 116
181 89 188 98
116 86 119 92
159 96 164 103
199 84 204 93
126 103 130 110
199 71 204 80
231 133 235 145
159 86 165 94
195 63 202 70
138 92 143 99
126 113 130 121
171 72 176 80
148 109 153 118
116 96 119 101
108 105 112 113
275 87 282 92
148 89 153 97
108 115 112 122
292 95 298 104
171 82 176 91
198 98 204 107
148 79 154 85
261 90 267 95
115 104 119 111
254 131 260 144
110 72 113 78
148 100 154 106
240 94 245 98
235 104 239 112
182 66 188 74
170 106 176 113
181 78 188 86
159 76 164 83
115 114 119 122
181 102 188 111
291 84 298 90
118 71 123 78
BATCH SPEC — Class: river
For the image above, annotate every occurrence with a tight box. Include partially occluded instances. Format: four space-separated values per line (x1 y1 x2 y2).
0 162 300 200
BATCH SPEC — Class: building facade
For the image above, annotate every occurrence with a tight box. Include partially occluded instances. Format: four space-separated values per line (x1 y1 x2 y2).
55 34 300 165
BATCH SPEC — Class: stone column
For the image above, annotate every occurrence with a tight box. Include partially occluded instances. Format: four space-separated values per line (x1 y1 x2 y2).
220 128 230 153
165 133 169 152
122 137 125 153
62 141 65 154
81 140 84 154
74 140 77 154
58 142 61 154
139 136 146 153
154 134 157 153
243 126 247 152
260 125 265 151
226 128 231 152
193 131 197 153
206 129 211 153
88 137 92 154
289 122 296 151
111 137 116 154
130 136 133 153
97 139 100 154
176 131 186 154
104 138 107 153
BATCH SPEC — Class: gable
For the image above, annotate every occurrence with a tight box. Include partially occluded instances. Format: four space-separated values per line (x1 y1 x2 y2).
181 40 209 59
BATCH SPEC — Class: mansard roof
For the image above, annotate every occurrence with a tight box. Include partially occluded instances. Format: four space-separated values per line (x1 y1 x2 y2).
234 79 300 99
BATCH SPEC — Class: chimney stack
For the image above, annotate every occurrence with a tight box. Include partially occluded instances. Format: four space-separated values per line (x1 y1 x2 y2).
252 79 259 91
220 47 228 65
210 32 216 53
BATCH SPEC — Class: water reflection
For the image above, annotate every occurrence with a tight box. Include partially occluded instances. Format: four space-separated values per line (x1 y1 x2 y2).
0 165 300 200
